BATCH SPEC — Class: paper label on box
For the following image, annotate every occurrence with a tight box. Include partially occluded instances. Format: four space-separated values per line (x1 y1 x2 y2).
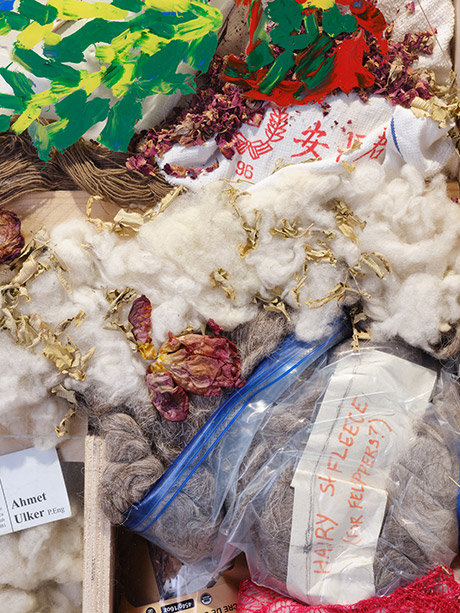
286 350 437 605
0 447 71 535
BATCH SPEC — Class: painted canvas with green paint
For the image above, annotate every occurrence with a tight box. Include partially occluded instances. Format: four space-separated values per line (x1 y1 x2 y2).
0 0 223 160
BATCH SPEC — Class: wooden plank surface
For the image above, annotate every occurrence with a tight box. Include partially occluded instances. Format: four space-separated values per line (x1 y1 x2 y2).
83 435 115 613
447 180 460 201
8 190 121 239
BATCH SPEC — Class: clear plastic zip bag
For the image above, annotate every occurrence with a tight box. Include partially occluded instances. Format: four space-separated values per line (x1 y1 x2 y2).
123 321 349 570
217 341 460 605
123 329 460 606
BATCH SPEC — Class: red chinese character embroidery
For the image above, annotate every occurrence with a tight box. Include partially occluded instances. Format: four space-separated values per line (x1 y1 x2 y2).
336 131 366 162
354 128 387 161
291 120 329 159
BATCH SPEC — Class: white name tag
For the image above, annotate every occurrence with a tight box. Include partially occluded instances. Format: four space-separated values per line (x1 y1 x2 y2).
0 447 72 535
287 350 437 605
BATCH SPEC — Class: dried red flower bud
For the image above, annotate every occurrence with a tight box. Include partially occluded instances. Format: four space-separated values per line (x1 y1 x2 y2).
128 295 153 345
145 367 189 422
128 294 157 360
130 297 245 420
0 209 25 265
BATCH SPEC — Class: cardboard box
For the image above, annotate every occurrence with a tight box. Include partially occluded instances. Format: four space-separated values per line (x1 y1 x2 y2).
4 6 459 611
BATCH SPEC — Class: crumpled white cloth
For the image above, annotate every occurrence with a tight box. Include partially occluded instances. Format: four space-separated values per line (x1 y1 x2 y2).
158 96 458 187
156 0 457 187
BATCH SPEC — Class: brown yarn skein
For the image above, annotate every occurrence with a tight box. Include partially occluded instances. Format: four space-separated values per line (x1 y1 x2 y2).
0 130 172 207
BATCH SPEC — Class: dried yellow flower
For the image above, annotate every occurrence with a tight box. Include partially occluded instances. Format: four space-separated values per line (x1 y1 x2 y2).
222 182 261 257
210 268 236 301
52 384 79 437
304 241 337 265
254 292 291 320
350 252 392 280
0 229 93 381
333 200 366 246
270 219 312 239
350 306 371 353
291 262 309 307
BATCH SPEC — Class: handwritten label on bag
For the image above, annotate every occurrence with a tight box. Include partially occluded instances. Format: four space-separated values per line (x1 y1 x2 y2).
286 350 437 605
0 447 71 535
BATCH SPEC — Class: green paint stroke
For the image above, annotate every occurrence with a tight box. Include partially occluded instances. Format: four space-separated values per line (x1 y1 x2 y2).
223 0 375 106
0 10 29 36
18 0 58 25
0 0 222 160
322 4 356 38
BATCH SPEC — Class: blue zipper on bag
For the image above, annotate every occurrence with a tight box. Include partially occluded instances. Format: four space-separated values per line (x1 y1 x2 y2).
123 336 308 528
123 320 348 533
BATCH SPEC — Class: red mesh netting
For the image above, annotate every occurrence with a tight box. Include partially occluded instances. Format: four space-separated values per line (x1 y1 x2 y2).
237 567 460 612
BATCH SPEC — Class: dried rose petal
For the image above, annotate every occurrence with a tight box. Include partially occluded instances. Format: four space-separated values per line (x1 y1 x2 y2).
207 318 224 336
157 332 245 397
128 295 157 359
163 163 187 179
129 55 266 181
361 29 435 108
0 209 24 265
145 367 189 421
127 155 156 177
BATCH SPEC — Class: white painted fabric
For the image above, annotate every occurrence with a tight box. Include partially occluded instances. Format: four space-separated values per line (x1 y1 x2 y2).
156 0 457 187
159 96 458 187
0 0 235 138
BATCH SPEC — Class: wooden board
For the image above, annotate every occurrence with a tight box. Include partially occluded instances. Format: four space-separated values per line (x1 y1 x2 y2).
447 180 460 201
8 190 121 240
83 436 115 613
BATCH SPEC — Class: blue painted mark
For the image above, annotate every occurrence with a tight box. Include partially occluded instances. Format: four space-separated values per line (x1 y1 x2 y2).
390 116 403 157
0 0 14 9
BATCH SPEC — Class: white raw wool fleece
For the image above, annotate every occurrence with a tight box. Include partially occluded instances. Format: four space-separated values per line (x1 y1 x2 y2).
2 161 460 419
0 500 83 613
0 263 74 447
0 335 63 442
